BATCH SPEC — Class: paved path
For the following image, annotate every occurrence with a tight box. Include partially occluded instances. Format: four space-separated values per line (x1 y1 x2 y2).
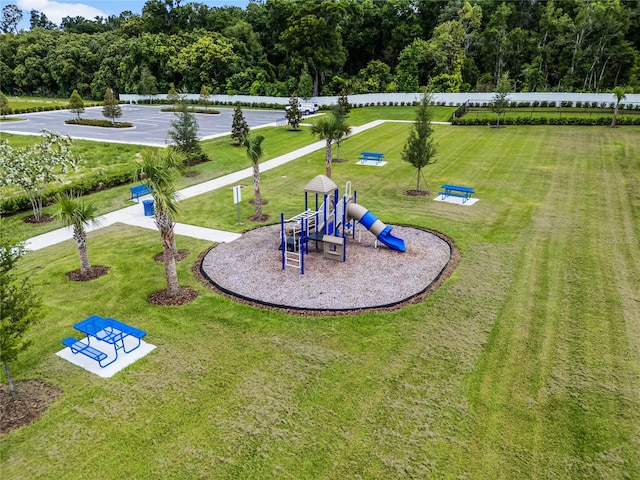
24 120 391 252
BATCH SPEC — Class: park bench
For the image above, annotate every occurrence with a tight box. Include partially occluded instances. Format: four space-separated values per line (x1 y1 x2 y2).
61 337 115 368
439 184 475 203
130 183 152 202
358 152 385 164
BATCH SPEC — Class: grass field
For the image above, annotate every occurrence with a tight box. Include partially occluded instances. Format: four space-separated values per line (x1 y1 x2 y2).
463 106 640 121
1 117 639 478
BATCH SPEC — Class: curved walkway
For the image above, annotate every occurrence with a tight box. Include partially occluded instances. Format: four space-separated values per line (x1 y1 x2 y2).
24 120 405 252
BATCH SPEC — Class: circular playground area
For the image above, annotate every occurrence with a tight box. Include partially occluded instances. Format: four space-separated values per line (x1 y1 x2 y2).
198 224 458 315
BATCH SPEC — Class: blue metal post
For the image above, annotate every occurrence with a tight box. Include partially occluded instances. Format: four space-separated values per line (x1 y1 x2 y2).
280 212 285 270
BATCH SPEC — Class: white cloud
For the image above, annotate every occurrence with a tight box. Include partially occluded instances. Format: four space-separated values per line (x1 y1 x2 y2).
17 0 108 24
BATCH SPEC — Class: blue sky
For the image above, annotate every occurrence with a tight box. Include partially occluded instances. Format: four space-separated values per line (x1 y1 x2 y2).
14 0 250 30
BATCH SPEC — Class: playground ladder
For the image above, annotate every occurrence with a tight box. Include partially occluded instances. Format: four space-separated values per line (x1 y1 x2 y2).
284 249 301 270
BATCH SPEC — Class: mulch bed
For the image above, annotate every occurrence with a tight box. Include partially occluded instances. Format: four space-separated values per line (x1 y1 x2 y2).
147 286 199 306
23 214 55 224
65 266 110 282
0 380 63 434
404 189 431 196
153 249 190 262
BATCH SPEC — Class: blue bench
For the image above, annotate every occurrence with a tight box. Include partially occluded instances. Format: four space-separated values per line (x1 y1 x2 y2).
439 184 475 203
358 151 384 164
130 183 152 202
61 337 116 368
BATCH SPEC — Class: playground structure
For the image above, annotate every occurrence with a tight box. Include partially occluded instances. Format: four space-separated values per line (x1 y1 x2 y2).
280 175 406 273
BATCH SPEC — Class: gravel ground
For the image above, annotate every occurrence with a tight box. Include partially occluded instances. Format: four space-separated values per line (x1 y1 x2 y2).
199 224 457 315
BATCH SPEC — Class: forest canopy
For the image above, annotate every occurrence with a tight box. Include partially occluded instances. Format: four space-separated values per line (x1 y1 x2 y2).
1 0 638 100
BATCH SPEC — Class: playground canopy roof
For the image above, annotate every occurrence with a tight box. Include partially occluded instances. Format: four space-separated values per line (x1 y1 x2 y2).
305 175 338 195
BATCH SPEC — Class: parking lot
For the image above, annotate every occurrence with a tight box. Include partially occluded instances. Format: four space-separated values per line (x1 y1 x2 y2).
0 105 288 146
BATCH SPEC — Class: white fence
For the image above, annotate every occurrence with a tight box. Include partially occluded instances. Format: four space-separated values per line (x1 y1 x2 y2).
120 92 640 108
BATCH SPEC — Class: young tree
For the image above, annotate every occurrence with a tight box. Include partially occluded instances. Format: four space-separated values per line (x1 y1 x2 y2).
245 134 267 221
0 91 10 119
0 229 40 397
167 102 202 167
331 108 351 162
611 86 627 127
54 192 100 277
336 90 350 117
297 63 314 100
0 130 75 221
199 85 211 111
138 66 158 104
231 105 249 145
135 149 184 298
166 82 180 106
285 93 302 131
310 112 351 179
491 72 511 127
102 87 122 125
68 89 85 120
401 93 437 193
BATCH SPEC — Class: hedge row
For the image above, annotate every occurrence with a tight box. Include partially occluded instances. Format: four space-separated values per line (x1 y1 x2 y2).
160 107 221 114
4 103 101 115
465 100 640 110
64 119 133 128
451 116 640 126
1 169 136 216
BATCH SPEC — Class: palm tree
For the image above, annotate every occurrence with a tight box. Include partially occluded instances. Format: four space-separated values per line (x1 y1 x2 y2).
310 113 351 179
245 134 266 220
611 86 627 127
135 149 183 297
55 192 100 276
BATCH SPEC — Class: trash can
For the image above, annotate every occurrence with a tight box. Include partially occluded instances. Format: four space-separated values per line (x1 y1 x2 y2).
142 199 154 217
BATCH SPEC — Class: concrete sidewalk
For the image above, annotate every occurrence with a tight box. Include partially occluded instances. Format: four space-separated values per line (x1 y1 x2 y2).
23 120 390 252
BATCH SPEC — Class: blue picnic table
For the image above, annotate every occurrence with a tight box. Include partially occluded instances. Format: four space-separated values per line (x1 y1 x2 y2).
61 315 146 368
439 184 475 203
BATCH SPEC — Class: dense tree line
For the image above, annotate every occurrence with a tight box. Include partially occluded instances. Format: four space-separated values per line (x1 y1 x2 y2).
1 0 639 100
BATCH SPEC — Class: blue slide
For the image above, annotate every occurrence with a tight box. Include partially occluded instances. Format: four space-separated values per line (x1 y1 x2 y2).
347 203 406 252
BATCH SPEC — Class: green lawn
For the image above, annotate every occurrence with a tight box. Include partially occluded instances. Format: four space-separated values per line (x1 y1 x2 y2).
463 106 640 121
1 120 639 479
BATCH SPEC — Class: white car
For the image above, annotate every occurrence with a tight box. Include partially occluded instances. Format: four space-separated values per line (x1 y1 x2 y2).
285 102 319 115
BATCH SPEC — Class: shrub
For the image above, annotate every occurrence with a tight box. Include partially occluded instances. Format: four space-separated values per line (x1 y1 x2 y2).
64 119 133 127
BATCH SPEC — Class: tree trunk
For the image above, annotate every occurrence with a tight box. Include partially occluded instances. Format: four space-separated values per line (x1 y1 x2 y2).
157 212 180 296
325 140 332 179
253 163 262 218
74 227 91 274
3 362 16 398
611 103 618 127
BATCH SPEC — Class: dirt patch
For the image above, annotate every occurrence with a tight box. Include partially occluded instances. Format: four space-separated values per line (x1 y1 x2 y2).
248 214 271 222
65 265 110 282
153 249 190 262
0 380 63 434
404 190 430 197
23 214 55 224
147 286 199 306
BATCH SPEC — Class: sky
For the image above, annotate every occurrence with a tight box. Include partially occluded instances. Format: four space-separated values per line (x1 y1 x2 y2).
12 0 251 31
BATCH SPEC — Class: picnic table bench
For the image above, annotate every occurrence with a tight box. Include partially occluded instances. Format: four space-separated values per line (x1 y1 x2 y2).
130 183 152 202
61 337 116 368
439 184 475 203
358 152 385 164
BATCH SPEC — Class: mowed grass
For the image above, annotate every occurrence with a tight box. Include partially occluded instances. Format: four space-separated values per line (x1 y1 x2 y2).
1 121 639 479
